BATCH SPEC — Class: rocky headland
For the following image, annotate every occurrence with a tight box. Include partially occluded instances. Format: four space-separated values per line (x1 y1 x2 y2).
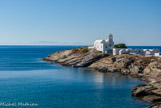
43 47 161 108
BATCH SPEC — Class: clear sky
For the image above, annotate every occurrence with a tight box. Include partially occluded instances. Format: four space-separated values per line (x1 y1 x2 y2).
0 0 161 45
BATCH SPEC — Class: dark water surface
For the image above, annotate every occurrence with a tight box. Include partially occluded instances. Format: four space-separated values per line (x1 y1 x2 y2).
0 46 158 108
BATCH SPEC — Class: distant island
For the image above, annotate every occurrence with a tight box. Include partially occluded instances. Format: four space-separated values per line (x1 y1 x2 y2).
43 34 161 108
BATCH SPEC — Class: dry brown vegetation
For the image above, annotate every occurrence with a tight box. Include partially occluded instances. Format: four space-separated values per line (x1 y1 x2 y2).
140 56 158 66
71 47 89 54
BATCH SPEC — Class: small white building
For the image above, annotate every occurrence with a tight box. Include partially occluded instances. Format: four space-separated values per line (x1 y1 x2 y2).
113 48 160 57
94 34 114 53
154 53 161 57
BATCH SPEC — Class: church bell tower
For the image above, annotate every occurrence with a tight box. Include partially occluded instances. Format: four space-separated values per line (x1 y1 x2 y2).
109 33 113 42
108 33 114 48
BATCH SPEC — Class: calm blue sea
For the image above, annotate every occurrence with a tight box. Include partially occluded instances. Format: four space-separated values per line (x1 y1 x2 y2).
0 46 160 108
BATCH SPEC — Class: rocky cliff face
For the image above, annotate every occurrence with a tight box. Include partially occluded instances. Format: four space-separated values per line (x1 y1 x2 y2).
43 47 161 108
43 47 110 67
89 54 160 77
89 54 161 107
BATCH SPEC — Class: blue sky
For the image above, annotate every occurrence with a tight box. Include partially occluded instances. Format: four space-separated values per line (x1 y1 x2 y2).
0 0 161 45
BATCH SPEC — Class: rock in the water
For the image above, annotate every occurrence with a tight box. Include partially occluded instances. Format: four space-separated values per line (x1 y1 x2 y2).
132 84 150 97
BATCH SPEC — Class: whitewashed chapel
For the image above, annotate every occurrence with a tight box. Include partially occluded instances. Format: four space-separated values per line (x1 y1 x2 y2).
94 34 114 53
91 33 160 57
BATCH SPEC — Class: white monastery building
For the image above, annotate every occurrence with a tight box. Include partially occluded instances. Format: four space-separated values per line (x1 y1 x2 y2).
94 34 114 53
91 33 160 57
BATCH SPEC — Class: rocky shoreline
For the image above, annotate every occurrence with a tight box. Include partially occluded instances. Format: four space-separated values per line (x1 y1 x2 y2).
43 47 161 108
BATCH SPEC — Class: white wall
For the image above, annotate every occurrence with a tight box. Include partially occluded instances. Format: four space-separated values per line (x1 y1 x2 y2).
113 48 160 57
94 40 104 52
94 40 114 53
155 53 160 56
93 34 114 53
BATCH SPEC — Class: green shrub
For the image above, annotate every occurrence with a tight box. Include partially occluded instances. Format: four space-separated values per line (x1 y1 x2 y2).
82 48 89 53
114 43 127 48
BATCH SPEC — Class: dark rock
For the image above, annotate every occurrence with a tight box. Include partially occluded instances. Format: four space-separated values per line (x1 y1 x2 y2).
132 84 149 97
99 67 108 73
142 95 161 103
149 103 161 108
124 59 135 68
111 57 116 62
